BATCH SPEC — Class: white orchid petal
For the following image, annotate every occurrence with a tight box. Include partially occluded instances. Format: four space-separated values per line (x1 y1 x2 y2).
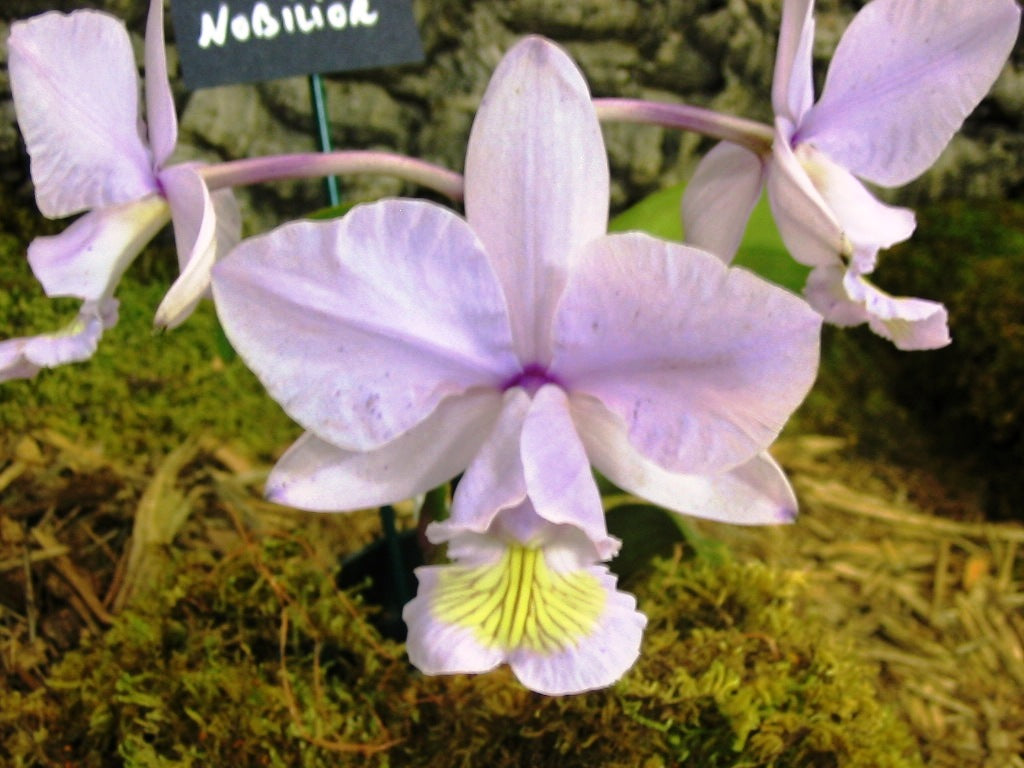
794 143 916 253
155 165 241 329
574 395 799 525
27 197 170 302
804 265 871 327
766 120 846 268
521 385 611 555
405 506 645 695
266 391 502 512
772 0 816 123
211 202 519 451
798 0 1021 186
8 10 157 217
552 231 821 475
444 389 532 532
681 141 766 263
805 264 950 349
144 0 177 168
0 299 119 382
464 36 609 363
842 270 951 350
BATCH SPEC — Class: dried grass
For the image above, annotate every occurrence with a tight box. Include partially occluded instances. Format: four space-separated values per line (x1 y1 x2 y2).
699 435 1024 768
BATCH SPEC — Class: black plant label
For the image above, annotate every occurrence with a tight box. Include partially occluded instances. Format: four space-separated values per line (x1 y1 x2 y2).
169 0 423 89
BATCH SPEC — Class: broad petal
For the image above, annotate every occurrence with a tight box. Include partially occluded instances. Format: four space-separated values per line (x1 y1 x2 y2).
27 196 170 301
681 141 766 263
509 565 645 695
772 0 816 123
798 0 1022 186
211 201 519 451
0 298 118 382
573 395 799 525
8 10 157 217
794 143 916 252
403 566 507 678
266 390 503 512
767 119 846 267
405 512 645 695
464 36 609 364
551 232 821 475
144 0 177 168
154 164 241 329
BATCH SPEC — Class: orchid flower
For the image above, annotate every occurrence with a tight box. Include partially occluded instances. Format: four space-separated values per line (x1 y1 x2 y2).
681 0 1021 349
212 36 820 693
2 0 240 381
404 497 646 696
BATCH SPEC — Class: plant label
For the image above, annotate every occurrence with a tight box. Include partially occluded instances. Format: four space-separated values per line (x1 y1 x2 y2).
169 0 423 89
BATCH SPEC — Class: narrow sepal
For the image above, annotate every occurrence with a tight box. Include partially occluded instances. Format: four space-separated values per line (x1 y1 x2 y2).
464 36 609 363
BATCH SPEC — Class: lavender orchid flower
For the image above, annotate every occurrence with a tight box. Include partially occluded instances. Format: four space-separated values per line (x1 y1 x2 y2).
212 37 821 694
681 0 1021 350
1 0 240 381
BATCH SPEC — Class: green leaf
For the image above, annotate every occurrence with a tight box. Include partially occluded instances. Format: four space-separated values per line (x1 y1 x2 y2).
605 501 686 581
609 182 686 241
671 516 730 567
604 493 730 571
609 183 810 293
214 320 237 362
307 201 359 220
732 193 811 293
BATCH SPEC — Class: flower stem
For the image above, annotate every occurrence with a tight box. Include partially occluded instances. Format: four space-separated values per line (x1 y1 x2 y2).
594 98 774 156
200 151 465 202
379 503 412 608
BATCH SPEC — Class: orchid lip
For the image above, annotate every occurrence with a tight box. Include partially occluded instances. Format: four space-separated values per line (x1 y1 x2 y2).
502 363 562 396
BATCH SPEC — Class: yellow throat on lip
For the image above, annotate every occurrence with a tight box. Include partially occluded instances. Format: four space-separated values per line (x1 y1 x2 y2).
433 544 606 654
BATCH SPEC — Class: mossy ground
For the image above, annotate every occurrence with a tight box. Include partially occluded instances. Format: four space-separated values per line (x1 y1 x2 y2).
3 525 924 767
4 200 1022 765
0 231 299 464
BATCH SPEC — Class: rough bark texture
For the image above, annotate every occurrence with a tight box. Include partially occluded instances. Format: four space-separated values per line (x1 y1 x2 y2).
1 0 1022 232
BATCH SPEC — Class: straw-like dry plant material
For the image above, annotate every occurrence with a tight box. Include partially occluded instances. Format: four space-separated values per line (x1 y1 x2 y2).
703 436 1024 768
0 431 383 688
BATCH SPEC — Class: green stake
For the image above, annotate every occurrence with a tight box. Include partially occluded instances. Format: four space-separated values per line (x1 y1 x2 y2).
307 72 407 604
308 73 340 207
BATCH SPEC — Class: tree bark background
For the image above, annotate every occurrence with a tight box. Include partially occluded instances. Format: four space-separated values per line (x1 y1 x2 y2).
1 0 1022 234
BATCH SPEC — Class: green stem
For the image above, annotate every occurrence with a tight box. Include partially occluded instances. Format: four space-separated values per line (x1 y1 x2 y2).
379 504 411 607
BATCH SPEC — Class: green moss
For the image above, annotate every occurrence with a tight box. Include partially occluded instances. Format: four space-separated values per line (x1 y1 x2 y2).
1 537 923 767
0 232 298 464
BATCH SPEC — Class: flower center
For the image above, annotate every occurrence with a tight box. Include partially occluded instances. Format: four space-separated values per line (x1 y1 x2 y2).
433 544 605 654
502 363 560 396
